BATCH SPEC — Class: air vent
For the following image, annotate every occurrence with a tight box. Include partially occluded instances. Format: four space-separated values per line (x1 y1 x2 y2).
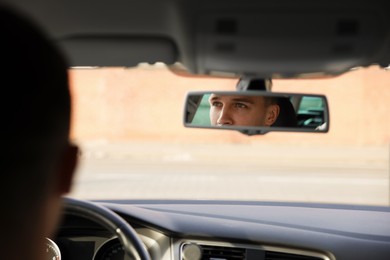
265 251 324 260
179 241 331 260
200 244 246 260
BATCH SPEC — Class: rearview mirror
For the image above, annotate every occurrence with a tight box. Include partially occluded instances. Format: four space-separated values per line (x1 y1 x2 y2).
184 91 329 135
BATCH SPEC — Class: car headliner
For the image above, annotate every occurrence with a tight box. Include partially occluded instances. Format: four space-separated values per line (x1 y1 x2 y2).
4 0 390 77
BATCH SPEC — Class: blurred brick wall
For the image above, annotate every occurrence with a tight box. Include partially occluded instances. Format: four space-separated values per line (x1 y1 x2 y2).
69 66 390 146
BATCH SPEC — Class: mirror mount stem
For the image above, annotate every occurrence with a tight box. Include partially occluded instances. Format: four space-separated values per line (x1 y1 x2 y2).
236 77 273 92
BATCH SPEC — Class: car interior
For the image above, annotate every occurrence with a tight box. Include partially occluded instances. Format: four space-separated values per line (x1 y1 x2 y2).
4 0 390 260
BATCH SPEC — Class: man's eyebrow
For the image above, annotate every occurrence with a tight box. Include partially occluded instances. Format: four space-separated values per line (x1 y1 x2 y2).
209 95 221 101
230 97 255 104
209 95 256 104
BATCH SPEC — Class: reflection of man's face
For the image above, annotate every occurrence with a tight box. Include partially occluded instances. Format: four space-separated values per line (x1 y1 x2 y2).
209 94 279 126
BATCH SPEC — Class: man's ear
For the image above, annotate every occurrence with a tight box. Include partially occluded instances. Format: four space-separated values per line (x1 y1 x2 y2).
57 144 79 194
264 104 280 126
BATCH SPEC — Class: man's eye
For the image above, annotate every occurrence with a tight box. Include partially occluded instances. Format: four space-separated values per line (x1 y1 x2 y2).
211 101 223 107
234 103 248 109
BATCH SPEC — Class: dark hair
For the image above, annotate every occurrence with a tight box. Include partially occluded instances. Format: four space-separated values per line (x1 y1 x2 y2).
0 5 71 227
272 97 298 127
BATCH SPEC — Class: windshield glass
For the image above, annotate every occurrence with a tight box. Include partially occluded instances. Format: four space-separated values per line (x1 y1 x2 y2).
68 65 390 206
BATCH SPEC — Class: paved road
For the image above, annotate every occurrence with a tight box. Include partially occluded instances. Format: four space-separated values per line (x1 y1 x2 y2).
69 142 390 206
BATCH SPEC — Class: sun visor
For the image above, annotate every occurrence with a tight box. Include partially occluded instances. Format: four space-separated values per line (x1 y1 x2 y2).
61 36 178 67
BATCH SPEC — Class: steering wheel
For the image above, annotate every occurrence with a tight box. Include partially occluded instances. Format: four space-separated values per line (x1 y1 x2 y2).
63 197 151 260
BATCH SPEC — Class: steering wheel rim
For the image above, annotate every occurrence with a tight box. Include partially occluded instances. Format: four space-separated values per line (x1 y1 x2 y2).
63 197 151 260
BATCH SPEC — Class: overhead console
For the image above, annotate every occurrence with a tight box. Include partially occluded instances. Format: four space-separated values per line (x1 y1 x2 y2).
181 0 390 78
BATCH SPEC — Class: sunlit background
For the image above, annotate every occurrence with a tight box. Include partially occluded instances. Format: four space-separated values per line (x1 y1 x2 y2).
68 65 390 205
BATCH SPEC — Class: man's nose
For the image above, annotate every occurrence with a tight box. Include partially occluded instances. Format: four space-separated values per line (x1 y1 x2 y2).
217 107 233 125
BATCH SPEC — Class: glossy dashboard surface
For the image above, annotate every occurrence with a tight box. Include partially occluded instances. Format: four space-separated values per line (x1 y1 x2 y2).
53 200 390 260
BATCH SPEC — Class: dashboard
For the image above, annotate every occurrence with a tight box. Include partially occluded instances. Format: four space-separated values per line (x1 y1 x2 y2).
51 200 390 260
